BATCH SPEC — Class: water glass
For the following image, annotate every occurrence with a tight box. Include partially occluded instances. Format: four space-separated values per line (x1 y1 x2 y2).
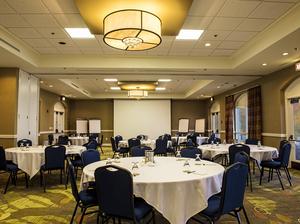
106 158 112 165
132 162 139 176
175 150 181 158
183 159 191 172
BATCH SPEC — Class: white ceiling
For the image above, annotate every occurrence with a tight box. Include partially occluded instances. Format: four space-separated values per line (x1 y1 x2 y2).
0 0 300 99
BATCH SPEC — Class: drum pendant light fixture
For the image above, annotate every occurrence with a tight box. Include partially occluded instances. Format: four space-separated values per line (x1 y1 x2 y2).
103 9 162 51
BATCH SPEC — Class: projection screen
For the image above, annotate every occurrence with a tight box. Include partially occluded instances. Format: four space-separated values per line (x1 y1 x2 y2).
114 100 171 140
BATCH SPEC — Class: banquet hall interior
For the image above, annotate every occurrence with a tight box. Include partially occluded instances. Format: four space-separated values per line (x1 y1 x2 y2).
0 0 300 223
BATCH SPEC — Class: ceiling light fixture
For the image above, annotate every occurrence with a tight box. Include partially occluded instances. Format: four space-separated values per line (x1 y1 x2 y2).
282 52 289 56
156 87 166 91
128 90 148 97
103 10 162 51
65 28 94 39
104 78 118 82
110 87 121 90
176 29 204 40
49 85 53 88
205 43 211 47
262 63 267 66
158 79 172 82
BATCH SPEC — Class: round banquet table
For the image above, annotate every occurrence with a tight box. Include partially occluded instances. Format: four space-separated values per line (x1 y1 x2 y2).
5 145 86 179
68 136 89 145
199 144 278 164
118 139 156 149
81 157 224 224
171 136 209 145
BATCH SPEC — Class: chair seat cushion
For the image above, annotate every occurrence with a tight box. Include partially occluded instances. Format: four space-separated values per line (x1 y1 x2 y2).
6 163 18 172
79 189 98 205
260 160 281 168
201 194 221 217
134 197 152 221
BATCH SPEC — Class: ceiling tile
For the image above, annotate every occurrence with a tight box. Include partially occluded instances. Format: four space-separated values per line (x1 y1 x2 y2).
171 40 197 50
264 0 299 2
146 49 169 56
22 14 59 27
57 47 81 54
194 40 221 49
8 27 42 38
0 0 15 14
34 47 59 54
73 39 101 48
217 0 261 17
249 2 294 19
189 49 214 56
42 0 79 13
0 15 30 27
208 17 244 30
236 18 274 31
36 27 68 39
212 49 236 56
53 14 87 28
217 41 245 50
80 48 103 54
23 38 52 48
189 0 226 16
182 16 213 30
7 0 49 13
201 30 231 40
226 31 257 41
168 50 191 56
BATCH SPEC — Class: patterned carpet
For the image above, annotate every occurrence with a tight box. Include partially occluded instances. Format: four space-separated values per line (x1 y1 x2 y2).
0 146 300 224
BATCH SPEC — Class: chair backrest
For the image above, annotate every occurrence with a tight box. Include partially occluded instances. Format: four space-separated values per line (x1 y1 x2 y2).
229 144 250 165
279 143 291 166
111 137 118 152
82 149 100 166
89 133 99 142
180 147 202 158
44 145 66 170
154 137 168 154
0 146 7 170
163 134 171 141
84 140 98 150
131 146 146 157
187 133 197 145
94 165 135 220
17 139 32 147
278 140 289 161
128 138 141 149
234 151 249 165
115 135 123 147
48 134 54 145
186 139 195 147
57 135 69 145
245 138 258 145
219 163 248 215
99 134 104 146
66 158 80 202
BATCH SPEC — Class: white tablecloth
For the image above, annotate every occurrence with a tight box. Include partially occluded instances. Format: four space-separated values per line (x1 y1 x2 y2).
199 144 278 164
5 145 86 179
69 136 89 145
81 157 224 224
172 136 209 145
118 139 156 150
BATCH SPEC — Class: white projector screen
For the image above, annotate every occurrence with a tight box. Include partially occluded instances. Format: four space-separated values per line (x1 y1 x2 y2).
114 100 171 140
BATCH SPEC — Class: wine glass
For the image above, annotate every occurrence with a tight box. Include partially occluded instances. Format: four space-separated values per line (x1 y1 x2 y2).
195 154 201 164
175 149 181 158
26 143 30 148
114 152 120 163
106 158 112 165
132 162 139 176
183 159 191 173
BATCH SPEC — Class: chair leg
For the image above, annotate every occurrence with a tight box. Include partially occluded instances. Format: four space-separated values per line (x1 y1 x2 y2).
248 170 253 192
65 168 69 189
25 173 29 188
234 211 241 224
43 171 46 192
284 166 292 180
3 173 12 194
259 167 264 185
242 207 250 224
275 169 284 190
60 169 63 184
40 170 43 187
70 203 79 224
152 210 156 224
283 167 292 186
252 160 255 175
79 207 87 224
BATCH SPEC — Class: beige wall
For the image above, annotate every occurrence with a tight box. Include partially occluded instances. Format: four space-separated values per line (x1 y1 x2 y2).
39 89 69 144
68 99 113 144
0 68 19 148
209 65 300 147
171 100 208 135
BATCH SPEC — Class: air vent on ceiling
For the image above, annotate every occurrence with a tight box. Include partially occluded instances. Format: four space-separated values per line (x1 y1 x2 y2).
0 38 20 52
83 90 89 95
71 82 79 88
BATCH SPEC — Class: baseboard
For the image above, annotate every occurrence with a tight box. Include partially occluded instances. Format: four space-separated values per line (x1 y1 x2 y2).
291 161 300 170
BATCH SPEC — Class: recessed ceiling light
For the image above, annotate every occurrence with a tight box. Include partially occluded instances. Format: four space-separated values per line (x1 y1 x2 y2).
58 41 66 45
104 78 118 82
158 79 172 82
262 63 267 66
205 43 211 47
65 28 94 39
282 52 289 56
110 87 121 90
40 80 44 83
156 87 166 91
176 29 204 40
49 85 53 88
217 86 220 89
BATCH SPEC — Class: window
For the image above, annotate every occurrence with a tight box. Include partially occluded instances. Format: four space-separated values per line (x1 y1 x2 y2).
234 93 248 142
53 102 65 133
210 102 220 136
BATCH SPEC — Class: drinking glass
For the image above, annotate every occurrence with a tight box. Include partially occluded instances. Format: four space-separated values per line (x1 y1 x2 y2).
183 159 191 172
175 150 181 158
132 162 139 176
106 158 112 165
114 152 120 163
223 139 226 145
26 143 30 148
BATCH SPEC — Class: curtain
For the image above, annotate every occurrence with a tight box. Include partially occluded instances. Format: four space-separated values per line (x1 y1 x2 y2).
248 86 262 140
225 95 234 143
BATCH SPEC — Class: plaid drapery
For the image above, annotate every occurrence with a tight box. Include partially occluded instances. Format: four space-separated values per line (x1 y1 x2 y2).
247 86 262 140
225 95 234 143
